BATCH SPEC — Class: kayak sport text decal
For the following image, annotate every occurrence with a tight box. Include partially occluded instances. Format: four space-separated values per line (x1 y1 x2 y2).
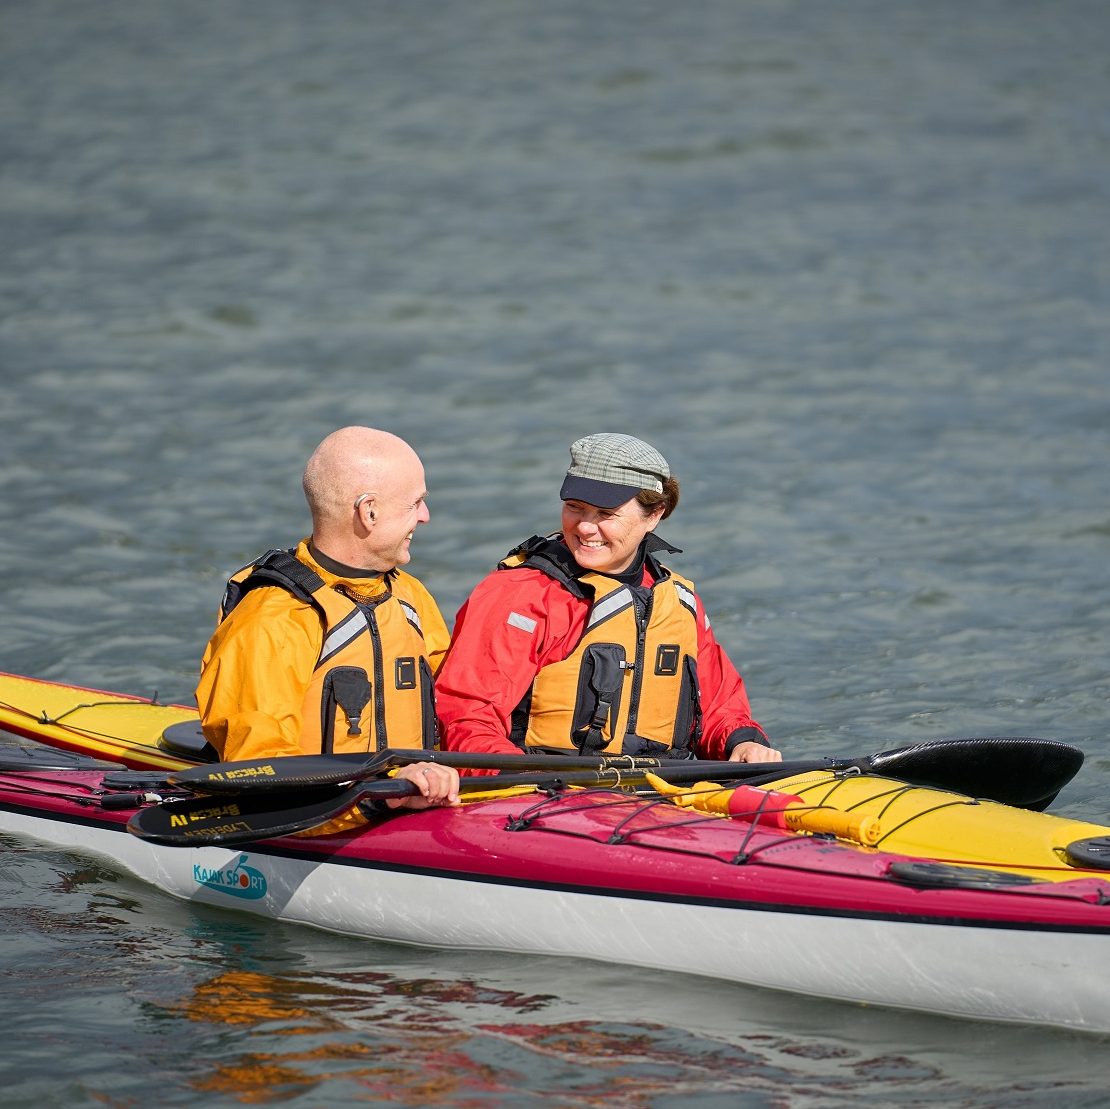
200 764 278 783
193 855 268 900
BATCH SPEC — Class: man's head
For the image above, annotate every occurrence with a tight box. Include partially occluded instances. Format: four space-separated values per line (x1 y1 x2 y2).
303 426 429 571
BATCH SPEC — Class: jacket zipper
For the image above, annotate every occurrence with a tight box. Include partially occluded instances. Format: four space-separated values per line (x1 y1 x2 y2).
624 590 652 736
362 605 388 751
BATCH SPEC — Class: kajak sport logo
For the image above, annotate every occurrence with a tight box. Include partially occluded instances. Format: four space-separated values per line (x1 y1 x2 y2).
193 855 268 900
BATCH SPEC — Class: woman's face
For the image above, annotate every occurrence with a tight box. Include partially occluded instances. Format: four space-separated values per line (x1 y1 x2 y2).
561 496 664 575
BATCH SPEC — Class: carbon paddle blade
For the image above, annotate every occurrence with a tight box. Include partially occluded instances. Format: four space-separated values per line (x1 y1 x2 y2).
127 773 569 845
168 750 398 794
127 781 410 846
865 736 1084 809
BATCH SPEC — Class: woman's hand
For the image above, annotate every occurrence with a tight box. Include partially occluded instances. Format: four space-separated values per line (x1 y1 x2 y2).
728 741 782 764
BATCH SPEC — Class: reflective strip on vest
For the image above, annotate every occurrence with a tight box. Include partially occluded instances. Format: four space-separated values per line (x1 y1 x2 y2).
318 609 369 669
585 586 635 631
399 599 422 635
673 580 698 621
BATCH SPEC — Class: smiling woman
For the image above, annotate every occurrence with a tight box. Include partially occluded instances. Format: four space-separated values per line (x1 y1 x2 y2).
560 496 665 573
557 433 677 573
435 433 782 771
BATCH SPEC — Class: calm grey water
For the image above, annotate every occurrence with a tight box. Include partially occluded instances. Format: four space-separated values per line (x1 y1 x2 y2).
2 0 1110 1103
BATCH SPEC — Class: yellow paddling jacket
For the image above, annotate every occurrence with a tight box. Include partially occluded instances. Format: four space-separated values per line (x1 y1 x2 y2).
501 536 702 758
213 548 439 755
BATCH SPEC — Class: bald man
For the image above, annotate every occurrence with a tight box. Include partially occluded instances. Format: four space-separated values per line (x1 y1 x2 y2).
196 427 458 811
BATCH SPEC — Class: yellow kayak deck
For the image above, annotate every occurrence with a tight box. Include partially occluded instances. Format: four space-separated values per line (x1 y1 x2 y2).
0 670 198 771
758 769 1110 882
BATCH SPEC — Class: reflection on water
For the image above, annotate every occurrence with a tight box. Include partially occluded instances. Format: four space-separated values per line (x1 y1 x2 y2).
155 965 1093 1107
3 837 1106 1107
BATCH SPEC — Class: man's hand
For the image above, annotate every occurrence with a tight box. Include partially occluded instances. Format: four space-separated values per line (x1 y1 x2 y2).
387 762 461 809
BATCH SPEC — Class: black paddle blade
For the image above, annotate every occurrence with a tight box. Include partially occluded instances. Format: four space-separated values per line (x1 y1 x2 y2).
168 752 391 794
866 736 1084 810
126 785 377 846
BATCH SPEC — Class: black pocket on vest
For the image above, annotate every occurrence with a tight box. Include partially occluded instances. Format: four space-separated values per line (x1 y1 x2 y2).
571 643 627 753
320 666 372 754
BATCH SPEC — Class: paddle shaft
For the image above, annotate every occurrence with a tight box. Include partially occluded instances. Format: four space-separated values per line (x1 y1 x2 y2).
170 748 840 795
164 736 1084 813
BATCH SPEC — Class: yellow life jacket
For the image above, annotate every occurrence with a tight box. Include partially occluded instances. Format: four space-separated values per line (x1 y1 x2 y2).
500 536 701 758
221 549 437 754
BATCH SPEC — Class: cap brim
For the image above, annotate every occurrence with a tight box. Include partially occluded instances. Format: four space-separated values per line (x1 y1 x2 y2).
559 474 644 509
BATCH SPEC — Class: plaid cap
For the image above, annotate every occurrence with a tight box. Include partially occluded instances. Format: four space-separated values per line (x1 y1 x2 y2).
558 433 670 509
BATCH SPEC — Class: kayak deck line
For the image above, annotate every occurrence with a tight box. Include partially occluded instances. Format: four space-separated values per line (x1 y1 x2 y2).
525 777 1105 882
488 786 1110 901
499 785 824 865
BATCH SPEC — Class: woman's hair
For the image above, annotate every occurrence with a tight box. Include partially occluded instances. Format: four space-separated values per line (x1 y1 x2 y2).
636 475 680 520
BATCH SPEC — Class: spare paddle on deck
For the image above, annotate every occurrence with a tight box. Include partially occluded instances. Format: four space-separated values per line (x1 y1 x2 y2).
129 762 894 847
166 735 1084 810
129 770 626 846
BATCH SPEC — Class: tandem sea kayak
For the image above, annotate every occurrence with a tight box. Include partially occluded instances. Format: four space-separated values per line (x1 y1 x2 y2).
2 670 1110 1033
